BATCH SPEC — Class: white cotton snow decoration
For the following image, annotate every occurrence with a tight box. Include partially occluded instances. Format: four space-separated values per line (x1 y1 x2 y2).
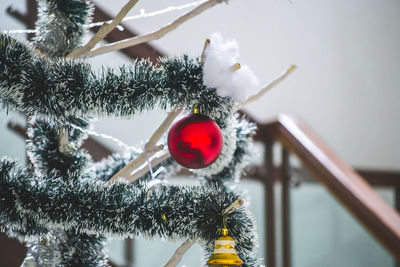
202 33 259 103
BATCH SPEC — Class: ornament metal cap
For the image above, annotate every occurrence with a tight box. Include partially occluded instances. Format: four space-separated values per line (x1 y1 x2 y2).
193 103 199 114
207 227 243 267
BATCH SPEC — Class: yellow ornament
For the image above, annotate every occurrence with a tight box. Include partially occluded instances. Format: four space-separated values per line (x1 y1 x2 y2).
207 226 243 267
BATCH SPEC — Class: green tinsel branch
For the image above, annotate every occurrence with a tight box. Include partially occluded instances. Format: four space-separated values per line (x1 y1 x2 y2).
33 0 94 58
0 34 233 127
0 158 259 267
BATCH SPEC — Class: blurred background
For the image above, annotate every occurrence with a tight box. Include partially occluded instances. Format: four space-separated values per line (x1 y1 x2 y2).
1 0 400 266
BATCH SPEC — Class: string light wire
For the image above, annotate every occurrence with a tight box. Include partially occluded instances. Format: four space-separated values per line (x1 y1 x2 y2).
3 1 205 35
70 124 142 153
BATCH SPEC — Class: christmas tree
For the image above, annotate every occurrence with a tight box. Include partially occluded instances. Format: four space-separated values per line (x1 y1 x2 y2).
0 0 295 266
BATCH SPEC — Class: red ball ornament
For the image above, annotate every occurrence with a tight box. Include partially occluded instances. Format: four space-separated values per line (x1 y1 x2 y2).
168 112 223 169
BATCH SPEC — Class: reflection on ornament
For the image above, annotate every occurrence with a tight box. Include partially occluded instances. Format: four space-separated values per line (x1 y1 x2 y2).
167 107 223 169
207 227 243 267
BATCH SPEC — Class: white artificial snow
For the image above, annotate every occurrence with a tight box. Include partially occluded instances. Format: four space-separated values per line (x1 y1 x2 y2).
202 33 259 103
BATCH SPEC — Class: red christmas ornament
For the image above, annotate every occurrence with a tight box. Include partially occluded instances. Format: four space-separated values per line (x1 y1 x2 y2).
167 108 223 169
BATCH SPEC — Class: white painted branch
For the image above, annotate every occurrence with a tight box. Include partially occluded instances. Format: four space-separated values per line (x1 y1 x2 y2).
229 63 241 72
127 151 171 183
108 106 184 183
222 198 244 215
108 144 163 183
145 106 184 151
85 0 227 58
164 238 198 267
235 65 297 111
58 128 69 153
163 198 244 267
67 0 139 58
200 38 210 64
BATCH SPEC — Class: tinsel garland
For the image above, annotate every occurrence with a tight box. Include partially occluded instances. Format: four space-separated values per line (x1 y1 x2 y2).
21 231 108 267
33 0 94 58
0 159 259 267
0 34 233 126
21 0 108 265
24 115 110 267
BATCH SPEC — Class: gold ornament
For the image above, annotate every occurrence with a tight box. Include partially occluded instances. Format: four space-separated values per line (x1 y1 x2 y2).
207 222 243 267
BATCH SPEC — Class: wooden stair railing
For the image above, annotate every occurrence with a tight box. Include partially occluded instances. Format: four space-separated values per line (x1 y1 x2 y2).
256 114 400 261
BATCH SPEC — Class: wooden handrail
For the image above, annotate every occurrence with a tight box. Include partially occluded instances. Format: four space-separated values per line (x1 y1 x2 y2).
258 114 400 260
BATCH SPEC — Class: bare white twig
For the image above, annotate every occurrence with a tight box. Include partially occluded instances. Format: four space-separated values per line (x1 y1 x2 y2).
163 198 244 267
222 198 244 215
145 106 184 151
67 0 139 58
58 128 69 153
200 38 210 64
229 63 241 72
108 144 164 183
85 0 227 58
235 65 297 110
127 151 171 183
164 238 198 267
108 106 184 183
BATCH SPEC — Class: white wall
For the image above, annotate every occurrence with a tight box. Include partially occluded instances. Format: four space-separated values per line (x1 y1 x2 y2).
95 0 400 170
0 0 28 164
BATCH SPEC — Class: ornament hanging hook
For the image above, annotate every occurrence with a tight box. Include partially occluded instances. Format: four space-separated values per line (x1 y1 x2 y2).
221 215 229 236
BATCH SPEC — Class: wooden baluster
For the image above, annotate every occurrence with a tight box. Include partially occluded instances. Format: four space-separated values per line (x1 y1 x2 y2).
396 187 400 267
125 238 134 267
281 147 291 267
265 140 276 267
